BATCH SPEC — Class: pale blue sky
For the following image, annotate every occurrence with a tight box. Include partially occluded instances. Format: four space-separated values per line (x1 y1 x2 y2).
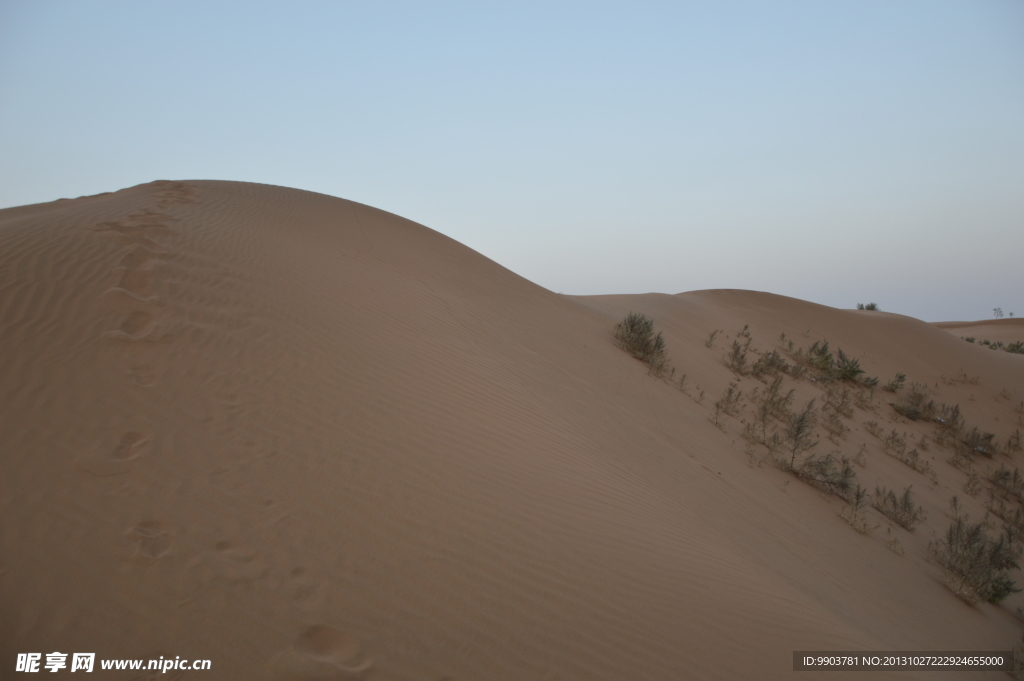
2 1 1021 321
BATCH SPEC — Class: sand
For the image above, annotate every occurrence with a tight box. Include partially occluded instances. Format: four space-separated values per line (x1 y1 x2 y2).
1 180 1022 680
935 319 1024 348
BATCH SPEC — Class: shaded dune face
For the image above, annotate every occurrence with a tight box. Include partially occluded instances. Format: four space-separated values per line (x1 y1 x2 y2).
1 180 1021 680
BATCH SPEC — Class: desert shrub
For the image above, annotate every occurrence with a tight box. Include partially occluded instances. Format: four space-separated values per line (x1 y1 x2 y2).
883 373 906 393
987 494 1024 534
615 313 668 374
964 467 982 496
930 510 1022 604
935 403 964 443
798 453 856 497
807 340 834 374
825 386 854 418
856 302 880 311
784 399 818 469
835 349 865 382
1010 430 1023 453
891 382 937 421
957 427 997 458
883 429 907 458
863 420 883 438
962 336 976 343
716 383 742 415
1007 341 1024 354
727 339 749 374
711 383 742 428
748 376 794 444
751 349 789 378
991 465 1024 505
823 407 849 443
873 485 926 531
762 375 795 419
841 484 871 533
704 330 719 348
859 375 879 390
900 449 934 477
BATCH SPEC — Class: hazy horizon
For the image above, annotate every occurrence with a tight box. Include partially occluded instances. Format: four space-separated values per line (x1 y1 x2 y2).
2 1 1021 322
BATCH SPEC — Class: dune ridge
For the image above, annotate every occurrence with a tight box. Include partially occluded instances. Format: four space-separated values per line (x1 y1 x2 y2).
1 180 1022 679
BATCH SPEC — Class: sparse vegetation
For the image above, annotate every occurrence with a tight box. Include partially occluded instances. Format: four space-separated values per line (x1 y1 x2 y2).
883 429 907 458
784 399 818 469
797 340 869 384
863 420 883 438
711 382 742 428
883 373 906 392
751 349 789 378
840 485 871 533
885 527 905 556
727 339 749 375
990 465 1024 505
957 427 997 458
835 349 865 382
872 485 925 531
930 500 1022 604
615 312 669 376
856 302 879 311
797 452 857 498
891 382 937 421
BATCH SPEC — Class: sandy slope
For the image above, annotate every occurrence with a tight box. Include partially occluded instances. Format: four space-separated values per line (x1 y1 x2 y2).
1 180 1022 680
936 319 1024 347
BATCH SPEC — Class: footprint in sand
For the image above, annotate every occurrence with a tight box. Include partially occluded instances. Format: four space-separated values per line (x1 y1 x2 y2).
113 264 155 298
110 244 166 300
78 432 149 476
271 625 373 680
104 310 174 342
286 566 327 611
112 432 148 460
129 364 157 387
183 540 269 591
126 521 171 563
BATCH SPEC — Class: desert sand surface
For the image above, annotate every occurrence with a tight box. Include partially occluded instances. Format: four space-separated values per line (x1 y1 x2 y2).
2 180 1023 680
936 320 1024 348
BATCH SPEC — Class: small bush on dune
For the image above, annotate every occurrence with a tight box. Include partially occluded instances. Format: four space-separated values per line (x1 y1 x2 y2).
784 399 818 469
727 339 749 374
957 427 997 458
751 349 789 378
835 349 864 382
991 465 1024 505
883 373 906 392
872 485 925 531
856 302 880 311
799 453 857 498
930 504 1022 604
711 382 743 428
615 312 668 376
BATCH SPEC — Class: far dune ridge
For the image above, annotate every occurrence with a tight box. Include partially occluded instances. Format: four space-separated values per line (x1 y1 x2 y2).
1 180 1023 680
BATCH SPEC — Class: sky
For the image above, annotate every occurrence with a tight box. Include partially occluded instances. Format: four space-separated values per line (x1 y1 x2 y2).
1 1 1021 322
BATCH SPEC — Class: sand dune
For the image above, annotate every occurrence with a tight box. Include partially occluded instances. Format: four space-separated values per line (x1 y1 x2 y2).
2 180 1022 679
936 319 1024 348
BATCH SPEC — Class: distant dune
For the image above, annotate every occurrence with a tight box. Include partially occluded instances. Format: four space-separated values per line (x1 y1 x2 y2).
2 181 1022 680
936 319 1024 347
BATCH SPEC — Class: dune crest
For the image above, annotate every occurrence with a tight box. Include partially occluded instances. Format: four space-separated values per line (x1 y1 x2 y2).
1 181 1021 679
